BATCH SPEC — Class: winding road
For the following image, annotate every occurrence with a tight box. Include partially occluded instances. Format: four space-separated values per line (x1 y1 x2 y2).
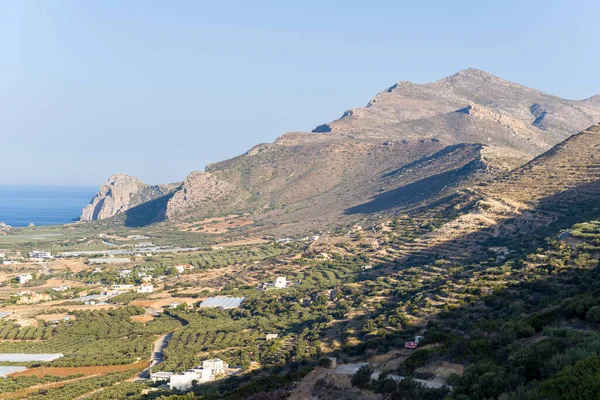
138 331 173 379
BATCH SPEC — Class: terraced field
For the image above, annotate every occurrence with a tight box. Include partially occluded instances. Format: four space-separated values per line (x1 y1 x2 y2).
386 123 600 264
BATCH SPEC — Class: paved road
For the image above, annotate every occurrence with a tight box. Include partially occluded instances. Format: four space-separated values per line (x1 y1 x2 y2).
333 362 447 389
138 331 173 379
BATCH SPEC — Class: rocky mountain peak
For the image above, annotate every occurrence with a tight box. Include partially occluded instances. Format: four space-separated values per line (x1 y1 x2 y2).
80 174 177 222
451 67 496 79
106 173 144 186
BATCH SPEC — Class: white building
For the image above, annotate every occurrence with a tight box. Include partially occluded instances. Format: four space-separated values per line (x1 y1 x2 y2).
274 276 288 289
150 371 173 383
52 285 70 292
137 284 154 293
174 264 194 274
17 274 33 284
202 358 226 375
29 250 52 259
169 367 213 390
118 269 132 277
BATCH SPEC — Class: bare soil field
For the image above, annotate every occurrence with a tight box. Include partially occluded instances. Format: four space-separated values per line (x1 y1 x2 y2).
1 362 146 400
11 361 148 378
131 296 197 309
47 259 91 273
130 314 154 323
178 215 254 234
35 313 76 322
2 302 115 322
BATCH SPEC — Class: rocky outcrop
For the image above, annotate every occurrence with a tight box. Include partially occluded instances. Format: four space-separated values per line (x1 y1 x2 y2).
80 174 177 221
0 222 13 236
165 171 241 219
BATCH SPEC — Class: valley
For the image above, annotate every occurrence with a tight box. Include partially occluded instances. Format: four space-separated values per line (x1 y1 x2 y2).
0 70 599 400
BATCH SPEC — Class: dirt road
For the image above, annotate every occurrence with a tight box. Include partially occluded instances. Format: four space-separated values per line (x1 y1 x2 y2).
333 362 447 389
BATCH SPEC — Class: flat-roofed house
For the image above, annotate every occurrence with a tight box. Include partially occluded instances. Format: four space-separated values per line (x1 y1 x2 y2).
274 277 288 289
137 284 154 293
202 358 226 374
29 250 52 259
150 371 173 383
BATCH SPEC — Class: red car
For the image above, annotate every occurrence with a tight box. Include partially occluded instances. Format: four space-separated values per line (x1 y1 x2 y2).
405 341 418 349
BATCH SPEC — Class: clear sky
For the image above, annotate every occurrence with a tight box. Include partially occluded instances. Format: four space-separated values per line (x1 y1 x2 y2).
1 0 599 186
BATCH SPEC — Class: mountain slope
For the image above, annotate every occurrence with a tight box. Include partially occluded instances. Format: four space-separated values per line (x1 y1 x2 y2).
81 69 600 231
395 123 600 262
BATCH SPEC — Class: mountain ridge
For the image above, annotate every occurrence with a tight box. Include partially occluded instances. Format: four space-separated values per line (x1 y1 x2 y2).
80 69 600 231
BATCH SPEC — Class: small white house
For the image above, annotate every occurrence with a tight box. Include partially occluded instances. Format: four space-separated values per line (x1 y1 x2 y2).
52 285 70 292
266 333 278 341
137 284 154 293
274 277 288 289
118 269 132 277
174 264 194 274
17 274 33 284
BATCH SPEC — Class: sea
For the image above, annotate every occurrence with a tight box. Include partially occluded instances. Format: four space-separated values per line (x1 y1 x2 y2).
0 185 97 227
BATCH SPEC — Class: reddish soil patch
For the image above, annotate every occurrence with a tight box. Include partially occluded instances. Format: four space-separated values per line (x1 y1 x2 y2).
131 314 154 323
11 361 147 378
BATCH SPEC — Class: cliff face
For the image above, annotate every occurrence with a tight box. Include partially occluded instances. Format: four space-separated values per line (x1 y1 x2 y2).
80 174 177 221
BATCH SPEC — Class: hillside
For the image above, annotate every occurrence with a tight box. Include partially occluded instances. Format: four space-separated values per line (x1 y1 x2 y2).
390 123 600 263
81 70 600 231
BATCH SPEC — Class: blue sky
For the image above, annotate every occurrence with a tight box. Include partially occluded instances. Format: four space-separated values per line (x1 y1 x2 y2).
1 0 599 186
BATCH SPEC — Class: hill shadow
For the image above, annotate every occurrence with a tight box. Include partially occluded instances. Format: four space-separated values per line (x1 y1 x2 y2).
123 193 173 227
404 177 600 265
345 159 482 215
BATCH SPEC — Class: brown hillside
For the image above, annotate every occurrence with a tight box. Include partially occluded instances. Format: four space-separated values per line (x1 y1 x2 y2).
81 70 600 233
